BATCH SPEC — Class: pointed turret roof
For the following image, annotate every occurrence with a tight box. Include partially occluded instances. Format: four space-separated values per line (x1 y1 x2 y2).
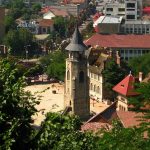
113 74 138 96
65 26 87 51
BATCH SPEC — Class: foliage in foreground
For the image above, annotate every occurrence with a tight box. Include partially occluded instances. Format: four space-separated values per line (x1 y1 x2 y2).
0 58 150 150
0 58 39 149
31 112 99 150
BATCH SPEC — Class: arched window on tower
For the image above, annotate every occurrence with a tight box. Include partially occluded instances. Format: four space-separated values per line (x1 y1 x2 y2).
79 71 84 83
67 70 70 80
94 85 96 92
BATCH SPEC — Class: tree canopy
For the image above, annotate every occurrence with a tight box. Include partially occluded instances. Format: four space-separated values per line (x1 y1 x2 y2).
4 28 38 57
102 59 129 90
40 51 66 81
129 53 150 76
0 58 39 149
31 112 99 150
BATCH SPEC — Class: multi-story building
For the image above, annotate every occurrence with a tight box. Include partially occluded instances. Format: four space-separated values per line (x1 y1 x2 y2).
93 15 123 34
125 0 142 20
121 20 150 34
85 34 150 61
103 0 142 20
104 1 125 16
0 7 5 42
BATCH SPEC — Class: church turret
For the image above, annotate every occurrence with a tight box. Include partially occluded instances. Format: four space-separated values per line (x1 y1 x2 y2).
64 26 90 120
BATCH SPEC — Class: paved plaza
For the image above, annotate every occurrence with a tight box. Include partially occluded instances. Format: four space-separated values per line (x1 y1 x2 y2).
25 83 108 126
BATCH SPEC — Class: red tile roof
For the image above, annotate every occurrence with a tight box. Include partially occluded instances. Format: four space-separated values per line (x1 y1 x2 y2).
39 19 53 27
81 122 111 132
63 0 86 4
41 7 69 17
113 74 139 96
86 101 117 124
117 111 145 128
50 8 69 17
85 34 150 48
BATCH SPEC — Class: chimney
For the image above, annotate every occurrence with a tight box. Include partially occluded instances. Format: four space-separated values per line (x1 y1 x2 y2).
116 51 120 67
139 72 143 82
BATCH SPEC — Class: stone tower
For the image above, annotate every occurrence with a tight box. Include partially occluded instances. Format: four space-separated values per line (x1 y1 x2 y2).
64 26 90 119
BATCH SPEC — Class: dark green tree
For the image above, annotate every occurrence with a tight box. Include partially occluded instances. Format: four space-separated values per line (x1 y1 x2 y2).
0 58 39 149
32 3 41 14
129 53 150 76
53 16 68 37
102 59 129 99
4 28 38 57
102 59 129 90
4 16 17 32
128 82 150 111
40 51 66 81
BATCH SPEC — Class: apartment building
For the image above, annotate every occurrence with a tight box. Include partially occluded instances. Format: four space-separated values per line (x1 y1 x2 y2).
104 2 125 16
125 0 142 20
104 0 142 21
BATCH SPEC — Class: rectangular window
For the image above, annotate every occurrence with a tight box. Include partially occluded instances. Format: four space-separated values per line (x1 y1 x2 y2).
129 50 133 54
126 15 135 20
138 50 141 54
127 3 135 8
118 8 125 12
106 8 113 12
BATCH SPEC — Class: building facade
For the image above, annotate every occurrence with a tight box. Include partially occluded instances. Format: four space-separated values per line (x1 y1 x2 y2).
85 34 150 61
104 2 125 16
121 20 150 34
125 0 142 20
64 27 90 119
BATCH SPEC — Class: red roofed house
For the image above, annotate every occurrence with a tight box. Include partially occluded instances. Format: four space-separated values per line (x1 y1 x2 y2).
113 73 139 111
82 101 145 132
38 19 54 34
85 34 150 61
43 8 69 19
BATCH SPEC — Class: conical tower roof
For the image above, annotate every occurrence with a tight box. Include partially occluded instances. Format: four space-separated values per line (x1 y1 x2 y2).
66 26 87 51
113 74 138 96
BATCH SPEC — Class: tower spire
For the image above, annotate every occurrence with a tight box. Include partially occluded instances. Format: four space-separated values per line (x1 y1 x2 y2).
65 25 87 51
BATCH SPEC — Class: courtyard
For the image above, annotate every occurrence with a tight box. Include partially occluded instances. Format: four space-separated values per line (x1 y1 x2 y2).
25 83 108 126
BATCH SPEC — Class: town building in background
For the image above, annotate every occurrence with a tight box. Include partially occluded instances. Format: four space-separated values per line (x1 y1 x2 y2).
85 34 150 61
